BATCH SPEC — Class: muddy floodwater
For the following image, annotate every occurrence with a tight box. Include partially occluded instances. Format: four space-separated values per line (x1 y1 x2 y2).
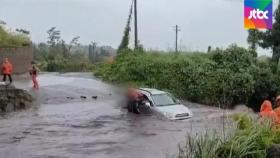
0 73 236 158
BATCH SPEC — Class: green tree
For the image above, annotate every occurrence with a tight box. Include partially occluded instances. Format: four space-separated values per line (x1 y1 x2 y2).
0 24 30 47
247 29 259 58
16 28 30 35
68 36 80 53
260 5 280 64
248 4 280 65
34 42 48 60
47 27 61 47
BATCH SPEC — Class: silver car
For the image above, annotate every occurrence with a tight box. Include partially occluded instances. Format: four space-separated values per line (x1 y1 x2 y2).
137 88 193 120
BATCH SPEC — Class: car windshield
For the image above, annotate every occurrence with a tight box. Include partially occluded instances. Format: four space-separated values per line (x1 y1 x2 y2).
152 93 178 106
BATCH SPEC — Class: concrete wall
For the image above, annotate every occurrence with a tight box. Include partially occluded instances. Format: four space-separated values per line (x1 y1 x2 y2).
0 46 33 74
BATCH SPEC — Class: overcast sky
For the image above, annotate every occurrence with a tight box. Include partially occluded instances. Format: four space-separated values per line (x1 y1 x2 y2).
0 0 276 53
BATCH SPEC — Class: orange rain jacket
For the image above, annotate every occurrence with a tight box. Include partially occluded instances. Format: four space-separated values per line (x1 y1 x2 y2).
274 96 280 120
274 107 280 121
2 62 13 75
127 88 143 102
260 100 278 123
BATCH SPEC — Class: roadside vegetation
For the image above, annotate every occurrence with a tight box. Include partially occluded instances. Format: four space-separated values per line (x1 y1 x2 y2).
34 27 116 72
96 3 280 110
34 27 94 72
95 46 280 110
93 2 280 158
0 23 30 47
176 114 280 158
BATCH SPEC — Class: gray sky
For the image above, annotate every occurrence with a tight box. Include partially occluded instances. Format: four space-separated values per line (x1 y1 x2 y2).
0 0 269 52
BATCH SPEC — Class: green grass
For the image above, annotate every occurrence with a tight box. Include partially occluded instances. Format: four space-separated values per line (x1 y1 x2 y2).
0 26 30 47
176 114 280 158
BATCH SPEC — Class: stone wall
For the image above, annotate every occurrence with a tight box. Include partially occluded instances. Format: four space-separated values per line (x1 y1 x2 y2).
0 46 33 74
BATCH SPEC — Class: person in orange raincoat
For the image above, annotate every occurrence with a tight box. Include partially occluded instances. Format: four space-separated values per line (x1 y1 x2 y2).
127 88 143 114
1 58 13 84
273 96 280 123
259 100 278 124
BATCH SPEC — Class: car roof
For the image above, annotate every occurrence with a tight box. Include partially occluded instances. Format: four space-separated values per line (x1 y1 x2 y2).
138 88 166 95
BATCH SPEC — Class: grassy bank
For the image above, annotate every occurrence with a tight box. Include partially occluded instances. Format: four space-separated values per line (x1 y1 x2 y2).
95 45 280 109
176 114 280 158
0 26 30 47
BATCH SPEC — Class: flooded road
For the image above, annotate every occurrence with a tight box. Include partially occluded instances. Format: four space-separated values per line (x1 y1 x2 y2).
0 73 235 158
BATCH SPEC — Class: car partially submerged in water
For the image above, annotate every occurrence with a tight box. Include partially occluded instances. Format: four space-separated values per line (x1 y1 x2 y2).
136 88 193 120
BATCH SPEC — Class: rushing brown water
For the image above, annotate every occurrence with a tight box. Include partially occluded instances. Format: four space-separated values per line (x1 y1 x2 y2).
0 73 234 158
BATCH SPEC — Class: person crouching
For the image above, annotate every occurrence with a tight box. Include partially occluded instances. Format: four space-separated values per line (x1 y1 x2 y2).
259 100 278 125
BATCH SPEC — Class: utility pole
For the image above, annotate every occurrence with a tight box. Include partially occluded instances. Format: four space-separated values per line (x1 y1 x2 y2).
174 25 180 53
134 0 138 49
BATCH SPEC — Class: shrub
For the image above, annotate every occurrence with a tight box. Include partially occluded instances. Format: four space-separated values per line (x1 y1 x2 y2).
39 53 94 72
207 45 256 107
96 45 267 108
0 26 30 47
248 60 280 111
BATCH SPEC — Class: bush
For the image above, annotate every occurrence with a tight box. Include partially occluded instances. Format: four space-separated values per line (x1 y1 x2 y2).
0 26 30 47
247 60 280 111
96 45 274 108
38 53 94 72
207 45 256 106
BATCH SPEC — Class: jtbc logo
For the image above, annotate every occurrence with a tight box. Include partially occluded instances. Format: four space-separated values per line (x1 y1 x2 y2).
248 9 269 20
